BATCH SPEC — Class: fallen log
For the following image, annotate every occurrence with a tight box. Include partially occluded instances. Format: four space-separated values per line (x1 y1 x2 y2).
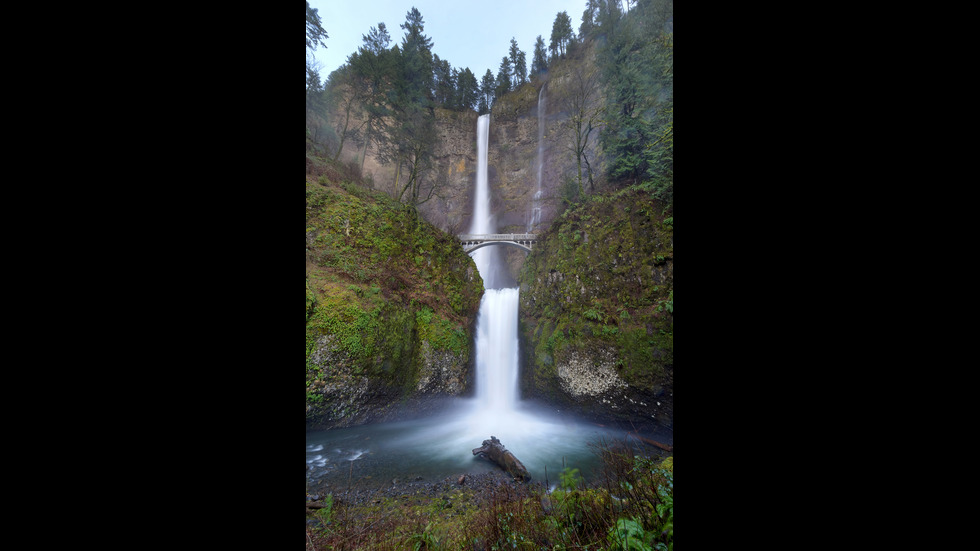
472 436 531 482
628 432 673 452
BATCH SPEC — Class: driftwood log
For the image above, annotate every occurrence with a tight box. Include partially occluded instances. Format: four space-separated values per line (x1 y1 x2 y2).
472 436 531 482
628 432 673 452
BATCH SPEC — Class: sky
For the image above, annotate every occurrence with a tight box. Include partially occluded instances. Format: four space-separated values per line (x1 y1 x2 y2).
307 0 593 82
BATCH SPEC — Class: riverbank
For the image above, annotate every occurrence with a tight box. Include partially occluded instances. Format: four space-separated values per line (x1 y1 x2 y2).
306 440 673 550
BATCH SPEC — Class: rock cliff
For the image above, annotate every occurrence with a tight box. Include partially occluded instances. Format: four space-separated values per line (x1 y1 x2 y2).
305 175 484 430
517 187 674 430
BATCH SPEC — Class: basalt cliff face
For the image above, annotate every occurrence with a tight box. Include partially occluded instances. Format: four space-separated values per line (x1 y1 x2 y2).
346 77 574 284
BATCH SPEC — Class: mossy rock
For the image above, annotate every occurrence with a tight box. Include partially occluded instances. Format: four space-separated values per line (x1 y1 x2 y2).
518 186 673 427
305 171 484 429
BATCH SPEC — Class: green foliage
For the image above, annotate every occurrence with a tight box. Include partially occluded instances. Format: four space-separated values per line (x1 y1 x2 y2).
408 523 440 550
583 306 603 321
305 1 328 52
559 174 581 209
307 440 673 551
305 177 482 425
315 493 334 525
559 467 584 490
549 10 574 58
517 184 672 406
608 517 652 551
596 0 674 204
306 391 323 405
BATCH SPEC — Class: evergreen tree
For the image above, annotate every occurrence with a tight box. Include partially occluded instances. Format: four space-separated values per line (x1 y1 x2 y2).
596 0 673 201
306 1 328 52
531 35 548 76
495 56 512 98
455 67 480 112
389 7 439 207
549 11 574 58
348 22 394 171
362 21 390 54
479 69 495 114
508 38 527 88
433 54 455 107
515 49 527 87
579 0 602 39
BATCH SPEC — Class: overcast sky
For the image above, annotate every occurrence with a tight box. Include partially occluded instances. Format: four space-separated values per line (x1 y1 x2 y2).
307 0 593 82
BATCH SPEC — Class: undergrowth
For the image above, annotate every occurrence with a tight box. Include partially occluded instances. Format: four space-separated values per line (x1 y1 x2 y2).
306 440 673 550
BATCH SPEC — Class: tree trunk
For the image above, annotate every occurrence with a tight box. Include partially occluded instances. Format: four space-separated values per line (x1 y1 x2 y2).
472 436 531 481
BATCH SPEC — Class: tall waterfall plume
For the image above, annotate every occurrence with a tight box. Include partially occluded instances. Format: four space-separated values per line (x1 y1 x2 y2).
469 114 511 289
469 113 521 414
528 83 546 232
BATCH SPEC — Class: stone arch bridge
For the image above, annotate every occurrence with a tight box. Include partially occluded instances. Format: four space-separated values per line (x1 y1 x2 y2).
458 233 537 254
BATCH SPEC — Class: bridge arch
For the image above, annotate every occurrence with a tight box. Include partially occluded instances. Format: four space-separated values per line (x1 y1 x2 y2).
463 240 532 254
458 233 537 255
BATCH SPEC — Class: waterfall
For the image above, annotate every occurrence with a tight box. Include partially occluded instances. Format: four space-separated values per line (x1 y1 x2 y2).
469 114 512 289
528 84 546 232
307 114 639 489
474 288 520 412
469 113 521 414
470 115 491 239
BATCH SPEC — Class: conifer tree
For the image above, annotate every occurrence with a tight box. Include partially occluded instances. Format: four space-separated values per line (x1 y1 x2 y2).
456 67 480 111
348 22 394 171
508 38 527 88
479 69 495 114
495 56 512 98
306 1 328 53
596 0 673 201
531 35 548 76
549 11 574 58
385 7 439 207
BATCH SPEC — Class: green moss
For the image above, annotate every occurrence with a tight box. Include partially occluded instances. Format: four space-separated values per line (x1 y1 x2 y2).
305 173 484 425
518 186 673 402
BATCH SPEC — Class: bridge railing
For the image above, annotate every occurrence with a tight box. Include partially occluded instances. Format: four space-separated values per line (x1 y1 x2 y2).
457 233 537 241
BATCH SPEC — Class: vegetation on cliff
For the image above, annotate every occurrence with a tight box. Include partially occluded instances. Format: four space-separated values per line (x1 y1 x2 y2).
306 149 483 429
518 186 673 427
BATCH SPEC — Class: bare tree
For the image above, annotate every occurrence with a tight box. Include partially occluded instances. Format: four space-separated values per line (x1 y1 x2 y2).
556 58 605 194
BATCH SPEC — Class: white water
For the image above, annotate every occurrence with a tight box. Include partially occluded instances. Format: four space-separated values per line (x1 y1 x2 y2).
474 288 520 412
528 84 546 232
469 114 511 289
468 114 523 419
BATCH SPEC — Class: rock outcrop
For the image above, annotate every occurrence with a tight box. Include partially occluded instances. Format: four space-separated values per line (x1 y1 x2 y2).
517 186 673 430
305 177 484 430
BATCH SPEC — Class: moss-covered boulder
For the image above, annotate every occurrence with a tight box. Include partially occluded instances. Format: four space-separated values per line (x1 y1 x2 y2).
306 175 484 430
518 187 673 429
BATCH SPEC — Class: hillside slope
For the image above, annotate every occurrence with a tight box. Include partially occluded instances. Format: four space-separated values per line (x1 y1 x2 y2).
518 186 673 429
305 157 484 430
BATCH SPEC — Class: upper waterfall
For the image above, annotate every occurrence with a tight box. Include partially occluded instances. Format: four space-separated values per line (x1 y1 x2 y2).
528 84 546 232
469 114 513 289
